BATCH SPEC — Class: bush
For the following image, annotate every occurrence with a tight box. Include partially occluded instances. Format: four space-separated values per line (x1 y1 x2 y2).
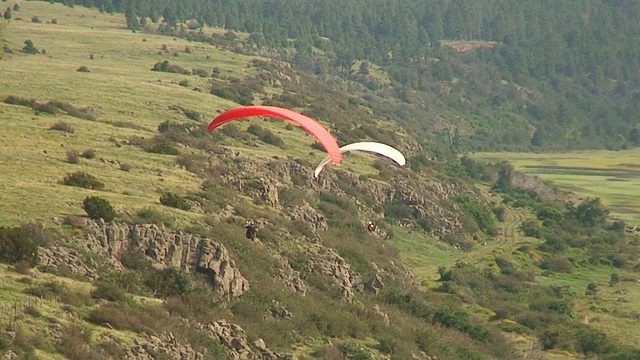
0 226 39 266
192 68 209 77
66 150 80 164
50 121 74 133
539 256 573 274
91 281 126 302
63 171 104 190
81 149 96 159
151 60 190 74
159 192 191 211
76 65 90 72
146 142 180 155
83 196 116 221
145 268 194 297
22 39 39 54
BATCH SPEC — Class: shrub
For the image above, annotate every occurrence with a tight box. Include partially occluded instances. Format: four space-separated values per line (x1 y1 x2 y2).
91 281 126 302
144 268 194 297
34 102 58 114
31 16 41 23
63 171 104 190
22 39 39 54
25 281 66 299
4 95 36 107
83 196 116 221
433 306 491 342
159 192 191 211
50 121 74 133
178 79 190 87
539 256 573 274
0 226 39 266
77 65 90 72
55 325 97 360
81 149 96 159
146 142 180 155
66 150 80 164
192 68 209 77
151 60 190 74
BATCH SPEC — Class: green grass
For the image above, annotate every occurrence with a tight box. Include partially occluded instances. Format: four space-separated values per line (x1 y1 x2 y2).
470 149 640 224
0 0 333 227
0 0 407 228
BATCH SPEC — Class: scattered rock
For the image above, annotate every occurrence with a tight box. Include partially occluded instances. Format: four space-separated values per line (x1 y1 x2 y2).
203 320 296 360
125 331 203 360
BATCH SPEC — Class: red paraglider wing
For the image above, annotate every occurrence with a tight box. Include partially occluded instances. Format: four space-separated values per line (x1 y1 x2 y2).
208 106 342 164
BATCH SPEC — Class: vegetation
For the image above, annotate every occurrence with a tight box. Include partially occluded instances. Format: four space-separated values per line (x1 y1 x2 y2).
40 0 640 153
83 196 116 221
1 1 639 359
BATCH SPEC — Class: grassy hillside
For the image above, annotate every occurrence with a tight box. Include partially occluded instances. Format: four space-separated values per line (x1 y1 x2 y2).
2 2 640 360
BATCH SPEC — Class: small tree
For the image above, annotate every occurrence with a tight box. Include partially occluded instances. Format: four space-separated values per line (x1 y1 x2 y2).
3 8 11 21
12 3 19 11
83 196 116 221
22 39 39 54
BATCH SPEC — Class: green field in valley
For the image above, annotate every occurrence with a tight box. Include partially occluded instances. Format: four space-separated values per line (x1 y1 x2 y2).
470 149 640 224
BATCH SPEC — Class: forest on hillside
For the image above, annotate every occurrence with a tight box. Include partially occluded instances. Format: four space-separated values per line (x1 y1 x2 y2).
38 0 640 152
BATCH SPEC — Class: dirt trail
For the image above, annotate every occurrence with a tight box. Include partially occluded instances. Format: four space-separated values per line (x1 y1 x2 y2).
455 203 535 267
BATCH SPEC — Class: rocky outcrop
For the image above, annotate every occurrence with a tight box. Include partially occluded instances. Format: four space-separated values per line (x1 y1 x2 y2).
271 252 307 295
203 320 296 360
125 332 203 360
38 245 99 280
286 201 328 231
308 247 361 302
364 272 385 294
64 219 249 298
372 304 390 326
267 300 293 320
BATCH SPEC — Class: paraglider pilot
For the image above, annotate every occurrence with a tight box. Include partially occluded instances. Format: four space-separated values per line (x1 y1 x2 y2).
366 221 376 232
245 221 258 240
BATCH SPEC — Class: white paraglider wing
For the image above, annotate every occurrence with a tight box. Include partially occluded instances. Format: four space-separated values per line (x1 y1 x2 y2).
314 141 406 178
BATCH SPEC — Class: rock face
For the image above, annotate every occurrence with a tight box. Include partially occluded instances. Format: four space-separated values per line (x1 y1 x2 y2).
203 320 296 360
63 219 249 298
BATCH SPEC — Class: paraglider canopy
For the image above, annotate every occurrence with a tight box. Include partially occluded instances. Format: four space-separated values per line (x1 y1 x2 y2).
208 105 342 165
314 141 406 178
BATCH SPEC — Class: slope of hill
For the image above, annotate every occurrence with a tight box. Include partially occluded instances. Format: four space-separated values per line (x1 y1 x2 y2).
1 2 640 360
